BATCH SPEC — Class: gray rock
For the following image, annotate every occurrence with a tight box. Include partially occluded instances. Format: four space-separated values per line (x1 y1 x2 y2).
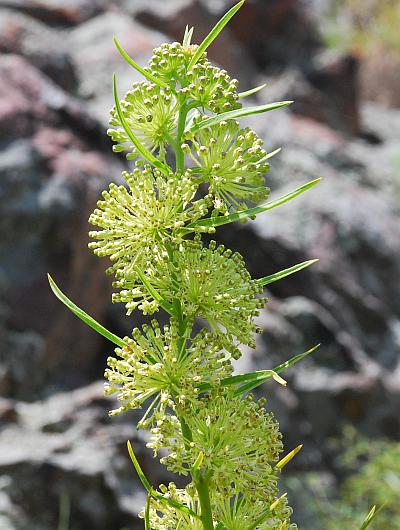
0 0 107 25
0 9 77 90
66 12 168 121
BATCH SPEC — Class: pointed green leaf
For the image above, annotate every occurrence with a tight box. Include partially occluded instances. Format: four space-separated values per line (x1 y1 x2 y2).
188 1 244 68
273 344 320 374
192 451 204 473
113 37 168 88
238 83 267 99
260 147 281 162
127 441 153 493
189 101 293 134
276 445 303 470
358 505 384 530
48 274 125 348
233 344 320 397
256 259 319 286
127 441 199 518
113 74 169 174
187 178 321 230
197 344 320 394
183 25 194 47
215 524 225 530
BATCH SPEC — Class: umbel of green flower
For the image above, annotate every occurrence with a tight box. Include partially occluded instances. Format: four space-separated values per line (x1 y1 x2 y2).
113 237 266 353
184 120 270 213
88 166 212 276
146 42 240 113
148 390 283 499
108 81 178 161
104 321 233 426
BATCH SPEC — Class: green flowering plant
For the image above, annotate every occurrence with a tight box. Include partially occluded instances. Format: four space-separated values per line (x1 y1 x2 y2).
47 2 381 528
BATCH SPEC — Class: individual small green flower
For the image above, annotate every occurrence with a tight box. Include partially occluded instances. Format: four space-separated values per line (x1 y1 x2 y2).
214 487 296 530
88 166 211 276
108 81 178 161
148 390 283 500
113 237 266 351
183 62 240 113
183 120 270 213
146 42 207 88
140 483 203 530
104 320 232 426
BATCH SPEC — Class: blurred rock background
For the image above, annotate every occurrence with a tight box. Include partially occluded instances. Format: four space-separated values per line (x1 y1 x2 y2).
0 0 399 528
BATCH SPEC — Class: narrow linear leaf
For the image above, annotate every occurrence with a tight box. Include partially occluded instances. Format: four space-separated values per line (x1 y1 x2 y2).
270 494 288 512
358 505 384 530
187 178 321 230
113 74 169 173
233 344 320 397
238 83 267 99
188 1 244 68
260 147 281 162
189 101 293 134
192 451 204 473
48 274 125 348
276 445 303 470
127 441 199 518
113 37 168 88
183 25 194 47
215 524 225 530
127 441 153 492
197 344 320 395
256 259 319 287
273 344 320 374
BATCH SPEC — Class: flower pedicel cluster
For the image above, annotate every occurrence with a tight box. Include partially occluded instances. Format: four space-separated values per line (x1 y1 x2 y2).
49 2 325 529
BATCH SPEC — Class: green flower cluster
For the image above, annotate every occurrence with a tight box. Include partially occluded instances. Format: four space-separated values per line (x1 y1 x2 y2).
184 120 270 213
142 482 296 530
149 391 282 496
86 4 303 529
108 82 178 161
105 321 232 426
88 166 211 277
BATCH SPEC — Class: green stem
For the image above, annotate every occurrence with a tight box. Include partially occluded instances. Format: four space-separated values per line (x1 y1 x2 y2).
175 100 198 173
176 102 188 173
194 471 214 530
179 415 193 445
171 101 215 528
